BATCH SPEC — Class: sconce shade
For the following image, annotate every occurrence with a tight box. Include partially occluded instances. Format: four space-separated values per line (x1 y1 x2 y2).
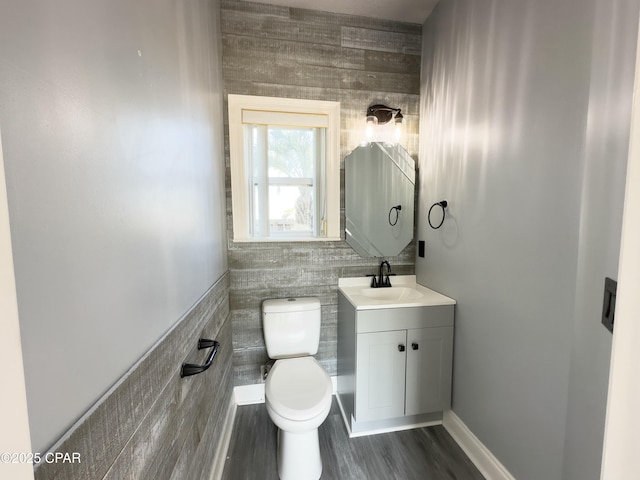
364 104 404 143
366 104 403 125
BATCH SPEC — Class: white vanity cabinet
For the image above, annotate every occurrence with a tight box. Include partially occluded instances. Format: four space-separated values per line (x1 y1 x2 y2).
336 278 455 437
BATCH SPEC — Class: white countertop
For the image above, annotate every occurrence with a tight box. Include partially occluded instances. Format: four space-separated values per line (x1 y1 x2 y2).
338 275 456 310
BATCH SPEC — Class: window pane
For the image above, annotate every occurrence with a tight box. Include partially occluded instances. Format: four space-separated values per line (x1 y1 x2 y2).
268 185 314 234
246 123 324 238
268 127 316 178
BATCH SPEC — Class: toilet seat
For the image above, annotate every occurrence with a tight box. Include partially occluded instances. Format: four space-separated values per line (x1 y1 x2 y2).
265 357 332 421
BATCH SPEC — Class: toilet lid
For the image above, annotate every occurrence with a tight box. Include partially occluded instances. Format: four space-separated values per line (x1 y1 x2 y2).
265 357 332 421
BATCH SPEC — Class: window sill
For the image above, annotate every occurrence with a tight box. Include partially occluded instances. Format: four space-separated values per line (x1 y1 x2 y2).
232 236 342 243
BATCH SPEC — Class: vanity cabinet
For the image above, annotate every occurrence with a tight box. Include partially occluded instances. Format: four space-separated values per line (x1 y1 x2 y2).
337 289 454 436
404 326 453 415
356 326 453 422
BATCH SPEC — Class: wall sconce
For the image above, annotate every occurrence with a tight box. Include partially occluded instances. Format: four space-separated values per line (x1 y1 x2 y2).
365 104 404 142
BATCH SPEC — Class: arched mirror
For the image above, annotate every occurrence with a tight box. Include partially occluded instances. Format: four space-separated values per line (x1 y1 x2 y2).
345 142 415 257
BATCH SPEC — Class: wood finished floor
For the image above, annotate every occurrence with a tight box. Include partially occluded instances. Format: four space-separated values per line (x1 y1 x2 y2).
221 399 485 480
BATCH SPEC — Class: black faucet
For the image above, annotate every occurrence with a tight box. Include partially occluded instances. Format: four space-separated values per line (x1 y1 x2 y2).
371 260 392 288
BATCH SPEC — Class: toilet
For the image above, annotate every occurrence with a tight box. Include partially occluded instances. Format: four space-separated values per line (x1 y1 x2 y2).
262 297 333 480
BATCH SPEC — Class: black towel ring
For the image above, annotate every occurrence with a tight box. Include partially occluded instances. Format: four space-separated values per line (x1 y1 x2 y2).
388 205 402 226
428 200 448 229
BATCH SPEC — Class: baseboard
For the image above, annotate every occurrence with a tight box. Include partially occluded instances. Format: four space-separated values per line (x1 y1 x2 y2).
335 392 352 436
210 395 237 480
443 410 515 480
233 376 338 406
234 383 265 405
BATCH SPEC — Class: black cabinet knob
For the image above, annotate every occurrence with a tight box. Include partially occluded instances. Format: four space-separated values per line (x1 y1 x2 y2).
398 344 405 352
412 343 419 350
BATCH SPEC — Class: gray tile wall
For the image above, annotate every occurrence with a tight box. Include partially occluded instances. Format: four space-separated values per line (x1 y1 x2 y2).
34 274 233 480
220 0 421 385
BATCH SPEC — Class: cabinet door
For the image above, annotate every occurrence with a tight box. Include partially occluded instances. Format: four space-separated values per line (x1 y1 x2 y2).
405 327 453 415
355 330 407 422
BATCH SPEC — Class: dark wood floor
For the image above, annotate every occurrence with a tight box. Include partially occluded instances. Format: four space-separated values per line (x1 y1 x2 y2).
221 399 485 480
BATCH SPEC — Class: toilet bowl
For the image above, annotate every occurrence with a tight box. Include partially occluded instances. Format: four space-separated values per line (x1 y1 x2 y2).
262 298 332 480
265 356 332 480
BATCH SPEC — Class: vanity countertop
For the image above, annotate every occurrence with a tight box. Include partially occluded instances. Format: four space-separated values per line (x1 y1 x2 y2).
338 275 456 310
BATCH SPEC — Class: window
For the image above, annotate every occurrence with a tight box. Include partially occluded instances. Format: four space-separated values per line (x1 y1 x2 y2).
228 95 340 242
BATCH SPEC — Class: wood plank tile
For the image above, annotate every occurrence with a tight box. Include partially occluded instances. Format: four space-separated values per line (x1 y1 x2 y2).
221 10 342 46
220 0 290 19
364 50 421 75
222 403 279 480
223 57 419 94
318 415 369 479
223 35 365 70
341 26 422 55
222 400 485 480
290 8 422 34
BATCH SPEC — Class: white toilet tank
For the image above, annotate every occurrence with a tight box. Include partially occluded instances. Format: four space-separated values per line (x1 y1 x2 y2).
262 297 321 359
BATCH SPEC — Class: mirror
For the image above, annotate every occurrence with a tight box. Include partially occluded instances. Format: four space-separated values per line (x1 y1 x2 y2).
345 142 415 257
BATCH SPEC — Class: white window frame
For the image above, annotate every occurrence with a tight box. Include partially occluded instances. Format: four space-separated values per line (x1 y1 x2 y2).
228 94 341 242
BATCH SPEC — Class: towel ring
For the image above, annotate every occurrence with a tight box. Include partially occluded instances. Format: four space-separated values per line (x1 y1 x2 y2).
428 200 448 229
388 205 402 226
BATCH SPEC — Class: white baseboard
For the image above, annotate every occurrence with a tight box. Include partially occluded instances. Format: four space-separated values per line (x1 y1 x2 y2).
233 376 338 406
234 383 265 405
210 395 237 480
443 410 515 480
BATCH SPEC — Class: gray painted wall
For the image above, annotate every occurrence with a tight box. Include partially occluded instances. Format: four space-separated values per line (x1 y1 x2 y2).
220 0 420 385
563 0 640 478
418 0 639 479
0 0 228 453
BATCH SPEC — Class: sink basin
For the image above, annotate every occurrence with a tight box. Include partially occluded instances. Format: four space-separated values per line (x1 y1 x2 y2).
338 275 456 310
359 287 423 301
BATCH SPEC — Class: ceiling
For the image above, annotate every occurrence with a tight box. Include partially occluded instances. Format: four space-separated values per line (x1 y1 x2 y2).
244 0 439 25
